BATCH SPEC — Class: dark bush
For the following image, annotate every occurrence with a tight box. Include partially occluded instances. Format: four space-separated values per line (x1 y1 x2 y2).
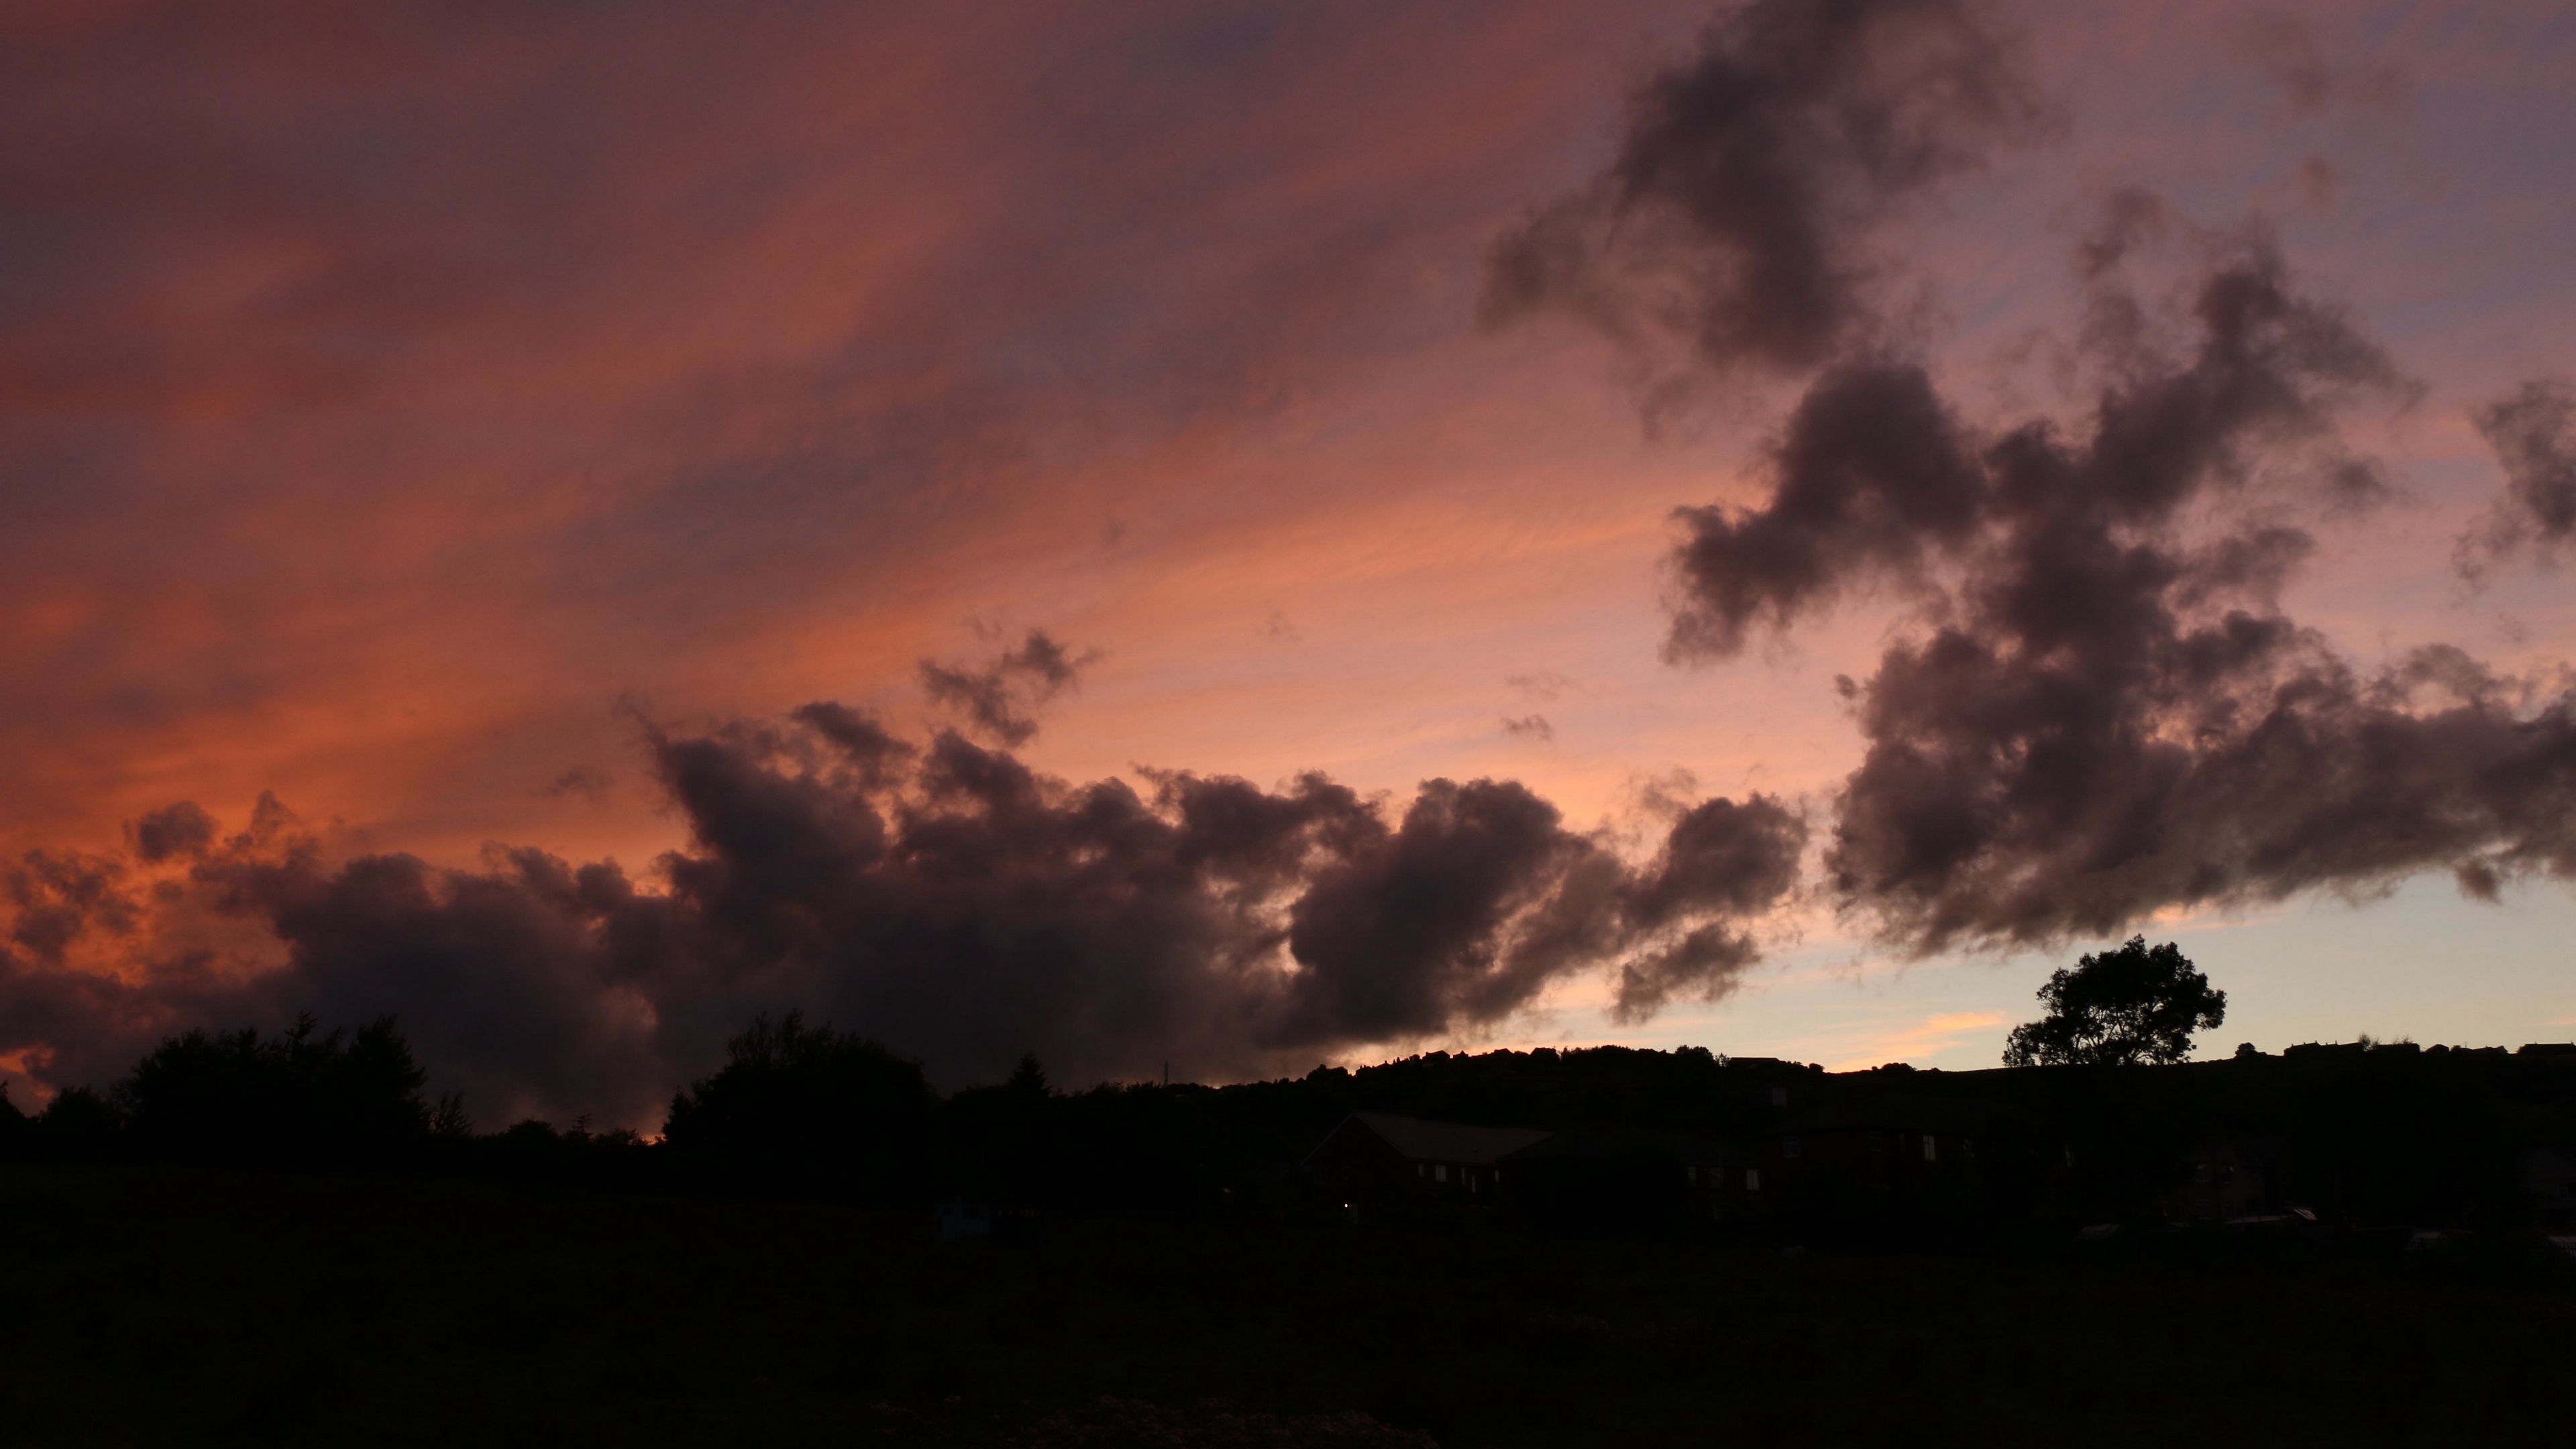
663 1011 932 1200
115 1014 430 1167
36 1085 125 1163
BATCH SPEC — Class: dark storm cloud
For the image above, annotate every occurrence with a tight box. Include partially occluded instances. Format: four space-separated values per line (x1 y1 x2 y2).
1613 794 1807 1018
2458 379 2576 577
129 802 217 863
1629 795 1811 925
5 851 139 965
1666 360 1985 661
0 711 1805 1122
1669 227 2405 663
1277 777 1585 1041
1482 0 2048 378
918 630 1094 746
1658 214 2576 953
788 702 918 789
196 844 672 1130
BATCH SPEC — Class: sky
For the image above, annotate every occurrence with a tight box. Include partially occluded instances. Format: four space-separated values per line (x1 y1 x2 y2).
3 0 2573 1126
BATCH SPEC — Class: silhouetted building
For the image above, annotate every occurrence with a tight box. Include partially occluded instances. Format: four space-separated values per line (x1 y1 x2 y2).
2524 1147 2576 1233
1720 1057 1813 1109
1301 1112 1550 1222
1766 1095 1998 1196
1501 1124 1759 1231
2162 1136 2286 1223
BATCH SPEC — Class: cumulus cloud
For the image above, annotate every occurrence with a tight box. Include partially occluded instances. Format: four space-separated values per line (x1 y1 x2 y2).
1613 795 1809 1018
129 802 217 863
7 850 140 965
1657 204 2576 953
1666 359 1984 661
0 707 1805 1123
1481 0 2049 382
2458 378 2576 578
1507 11 2524 969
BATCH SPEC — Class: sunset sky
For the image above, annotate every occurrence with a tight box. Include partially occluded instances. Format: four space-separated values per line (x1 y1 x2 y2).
5 0 2573 1124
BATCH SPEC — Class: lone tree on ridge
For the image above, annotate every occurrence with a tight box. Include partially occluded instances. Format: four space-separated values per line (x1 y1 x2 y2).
2002 936 2226 1068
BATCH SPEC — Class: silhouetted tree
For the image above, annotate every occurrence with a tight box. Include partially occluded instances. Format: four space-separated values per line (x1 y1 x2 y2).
36 1085 124 1163
942 1051 1065 1209
115 1014 430 1165
2003 937 2225 1068
663 1011 932 1199
0 1081 30 1159
429 1091 473 1139
1007 1051 1049 1098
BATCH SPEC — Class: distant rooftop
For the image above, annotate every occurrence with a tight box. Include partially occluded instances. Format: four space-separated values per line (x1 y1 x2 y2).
1503 1124 1751 1167
1346 1111 1551 1165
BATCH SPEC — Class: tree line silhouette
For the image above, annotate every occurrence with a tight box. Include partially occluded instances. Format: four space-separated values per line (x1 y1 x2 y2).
7 1005 2574 1246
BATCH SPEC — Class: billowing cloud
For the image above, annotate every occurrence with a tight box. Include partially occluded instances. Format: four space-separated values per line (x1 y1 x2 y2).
1612 795 1809 1018
1481 0 2049 381
130 802 217 864
1485 9 2576 957
2458 378 2576 577
0 706 1805 1124
1656 207 2576 953
1666 359 1984 661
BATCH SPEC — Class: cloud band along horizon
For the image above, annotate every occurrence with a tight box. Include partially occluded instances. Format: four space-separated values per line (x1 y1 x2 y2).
0 682 1803 1123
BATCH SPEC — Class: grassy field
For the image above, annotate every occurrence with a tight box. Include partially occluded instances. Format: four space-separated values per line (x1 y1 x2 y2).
5 1165 2572 1447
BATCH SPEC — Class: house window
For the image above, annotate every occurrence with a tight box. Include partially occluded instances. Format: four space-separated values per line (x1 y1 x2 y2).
1745 1169 1760 1191
1434 1164 1449 1183
1417 1163 1428 1179
1783 1135 1801 1159
1923 1136 1937 1163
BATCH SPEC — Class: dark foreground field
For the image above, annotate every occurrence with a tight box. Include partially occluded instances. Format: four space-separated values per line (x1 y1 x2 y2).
5 1166 2572 1448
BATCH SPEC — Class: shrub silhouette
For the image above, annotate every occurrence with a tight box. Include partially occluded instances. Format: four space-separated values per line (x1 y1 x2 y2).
36 1085 125 1163
115 1014 431 1166
663 1011 932 1200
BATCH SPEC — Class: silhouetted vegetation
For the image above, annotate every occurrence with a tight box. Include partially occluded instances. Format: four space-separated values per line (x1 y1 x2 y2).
2004 936 2228 1067
118 1014 431 1165
25 1085 125 1164
663 1010 932 1201
6 1001 2576 1443
7 1001 2574 1250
